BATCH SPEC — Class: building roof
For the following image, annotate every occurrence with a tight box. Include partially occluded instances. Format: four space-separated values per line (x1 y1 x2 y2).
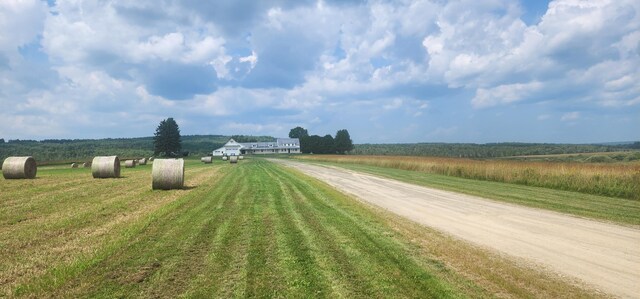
238 138 300 149
223 139 243 148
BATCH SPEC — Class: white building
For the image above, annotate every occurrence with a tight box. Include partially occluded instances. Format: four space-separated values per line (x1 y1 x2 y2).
212 138 243 156
212 138 301 156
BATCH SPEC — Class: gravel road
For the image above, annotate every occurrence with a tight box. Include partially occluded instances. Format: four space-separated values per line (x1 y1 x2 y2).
271 159 640 298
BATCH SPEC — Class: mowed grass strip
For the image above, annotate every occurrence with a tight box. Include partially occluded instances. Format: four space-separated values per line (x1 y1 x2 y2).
3 159 600 298
294 160 640 226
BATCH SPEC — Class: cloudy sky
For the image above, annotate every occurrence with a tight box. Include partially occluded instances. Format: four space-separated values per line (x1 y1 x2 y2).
0 0 638 143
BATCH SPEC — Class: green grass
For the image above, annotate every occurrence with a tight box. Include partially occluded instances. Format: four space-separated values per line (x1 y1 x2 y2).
297 160 640 226
0 159 599 298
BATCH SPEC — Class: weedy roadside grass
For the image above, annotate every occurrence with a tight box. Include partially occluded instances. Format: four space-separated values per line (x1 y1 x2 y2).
1 159 600 297
295 155 640 200
291 159 640 226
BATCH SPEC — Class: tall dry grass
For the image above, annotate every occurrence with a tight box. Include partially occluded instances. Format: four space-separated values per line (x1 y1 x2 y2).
296 155 640 200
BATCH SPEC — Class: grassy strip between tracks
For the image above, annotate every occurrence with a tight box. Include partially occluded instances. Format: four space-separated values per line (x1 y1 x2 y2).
1 159 599 297
292 159 640 226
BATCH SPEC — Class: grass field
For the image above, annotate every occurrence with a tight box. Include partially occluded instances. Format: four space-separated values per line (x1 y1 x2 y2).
295 155 640 200
499 151 640 163
0 158 599 298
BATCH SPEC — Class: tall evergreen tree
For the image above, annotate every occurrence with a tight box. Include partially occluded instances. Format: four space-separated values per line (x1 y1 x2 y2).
154 118 182 157
334 129 353 154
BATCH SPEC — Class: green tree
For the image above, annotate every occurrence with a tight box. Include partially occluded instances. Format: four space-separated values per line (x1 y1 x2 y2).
154 118 182 157
334 129 353 154
302 135 323 154
291 126 310 152
288 126 309 139
321 134 336 154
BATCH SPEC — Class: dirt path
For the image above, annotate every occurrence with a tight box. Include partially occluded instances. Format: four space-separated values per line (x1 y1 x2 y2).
271 159 640 298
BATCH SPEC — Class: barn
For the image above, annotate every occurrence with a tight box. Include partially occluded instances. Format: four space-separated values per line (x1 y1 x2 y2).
212 138 301 156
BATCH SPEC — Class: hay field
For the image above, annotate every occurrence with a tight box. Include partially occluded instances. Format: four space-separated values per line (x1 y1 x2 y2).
296 155 640 200
1 159 598 297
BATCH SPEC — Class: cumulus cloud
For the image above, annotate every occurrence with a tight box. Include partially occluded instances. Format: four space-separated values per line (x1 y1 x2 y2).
472 81 543 108
0 0 637 143
0 0 48 52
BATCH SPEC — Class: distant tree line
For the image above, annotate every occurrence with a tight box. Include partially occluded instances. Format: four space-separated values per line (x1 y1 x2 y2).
2 132 637 163
0 135 234 163
288 127 354 154
351 142 640 158
230 135 275 143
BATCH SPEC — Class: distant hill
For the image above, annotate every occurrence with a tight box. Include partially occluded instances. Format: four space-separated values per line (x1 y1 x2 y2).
590 141 638 146
2 136 638 163
0 135 274 163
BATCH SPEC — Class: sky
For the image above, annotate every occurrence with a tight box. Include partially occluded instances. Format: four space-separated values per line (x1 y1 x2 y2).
0 0 638 144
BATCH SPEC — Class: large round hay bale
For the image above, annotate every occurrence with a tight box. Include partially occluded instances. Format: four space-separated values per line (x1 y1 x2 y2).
92 156 120 178
138 158 147 165
71 163 78 168
229 155 238 164
125 160 136 168
152 159 184 190
238 155 244 160
2 156 37 179
201 156 212 163
222 156 228 161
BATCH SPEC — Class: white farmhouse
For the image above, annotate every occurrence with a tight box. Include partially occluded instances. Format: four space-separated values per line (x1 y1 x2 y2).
212 138 301 156
212 138 243 156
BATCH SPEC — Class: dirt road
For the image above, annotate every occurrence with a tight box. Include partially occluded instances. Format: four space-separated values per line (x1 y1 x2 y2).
271 159 640 298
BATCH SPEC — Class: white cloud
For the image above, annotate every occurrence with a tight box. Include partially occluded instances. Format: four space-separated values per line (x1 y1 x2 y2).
0 0 638 142
561 111 580 121
383 98 403 110
239 51 258 69
0 0 48 52
472 81 543 108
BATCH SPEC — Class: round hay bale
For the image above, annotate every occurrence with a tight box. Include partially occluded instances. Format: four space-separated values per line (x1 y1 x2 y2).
91 156 120 178
229 155 238 164
138 158 147 165
222 156 228 161
152 159 184 190
238 155 244 160
149 157 154 161
201 156 212 164
2 156 37 179
125 160 136 168
71 163 78 168
83 162 91 168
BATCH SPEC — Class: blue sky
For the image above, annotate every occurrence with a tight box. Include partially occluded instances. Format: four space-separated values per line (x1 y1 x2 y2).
0 0 638 143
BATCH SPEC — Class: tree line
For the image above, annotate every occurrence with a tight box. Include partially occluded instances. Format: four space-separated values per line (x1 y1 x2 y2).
288 127 354 154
